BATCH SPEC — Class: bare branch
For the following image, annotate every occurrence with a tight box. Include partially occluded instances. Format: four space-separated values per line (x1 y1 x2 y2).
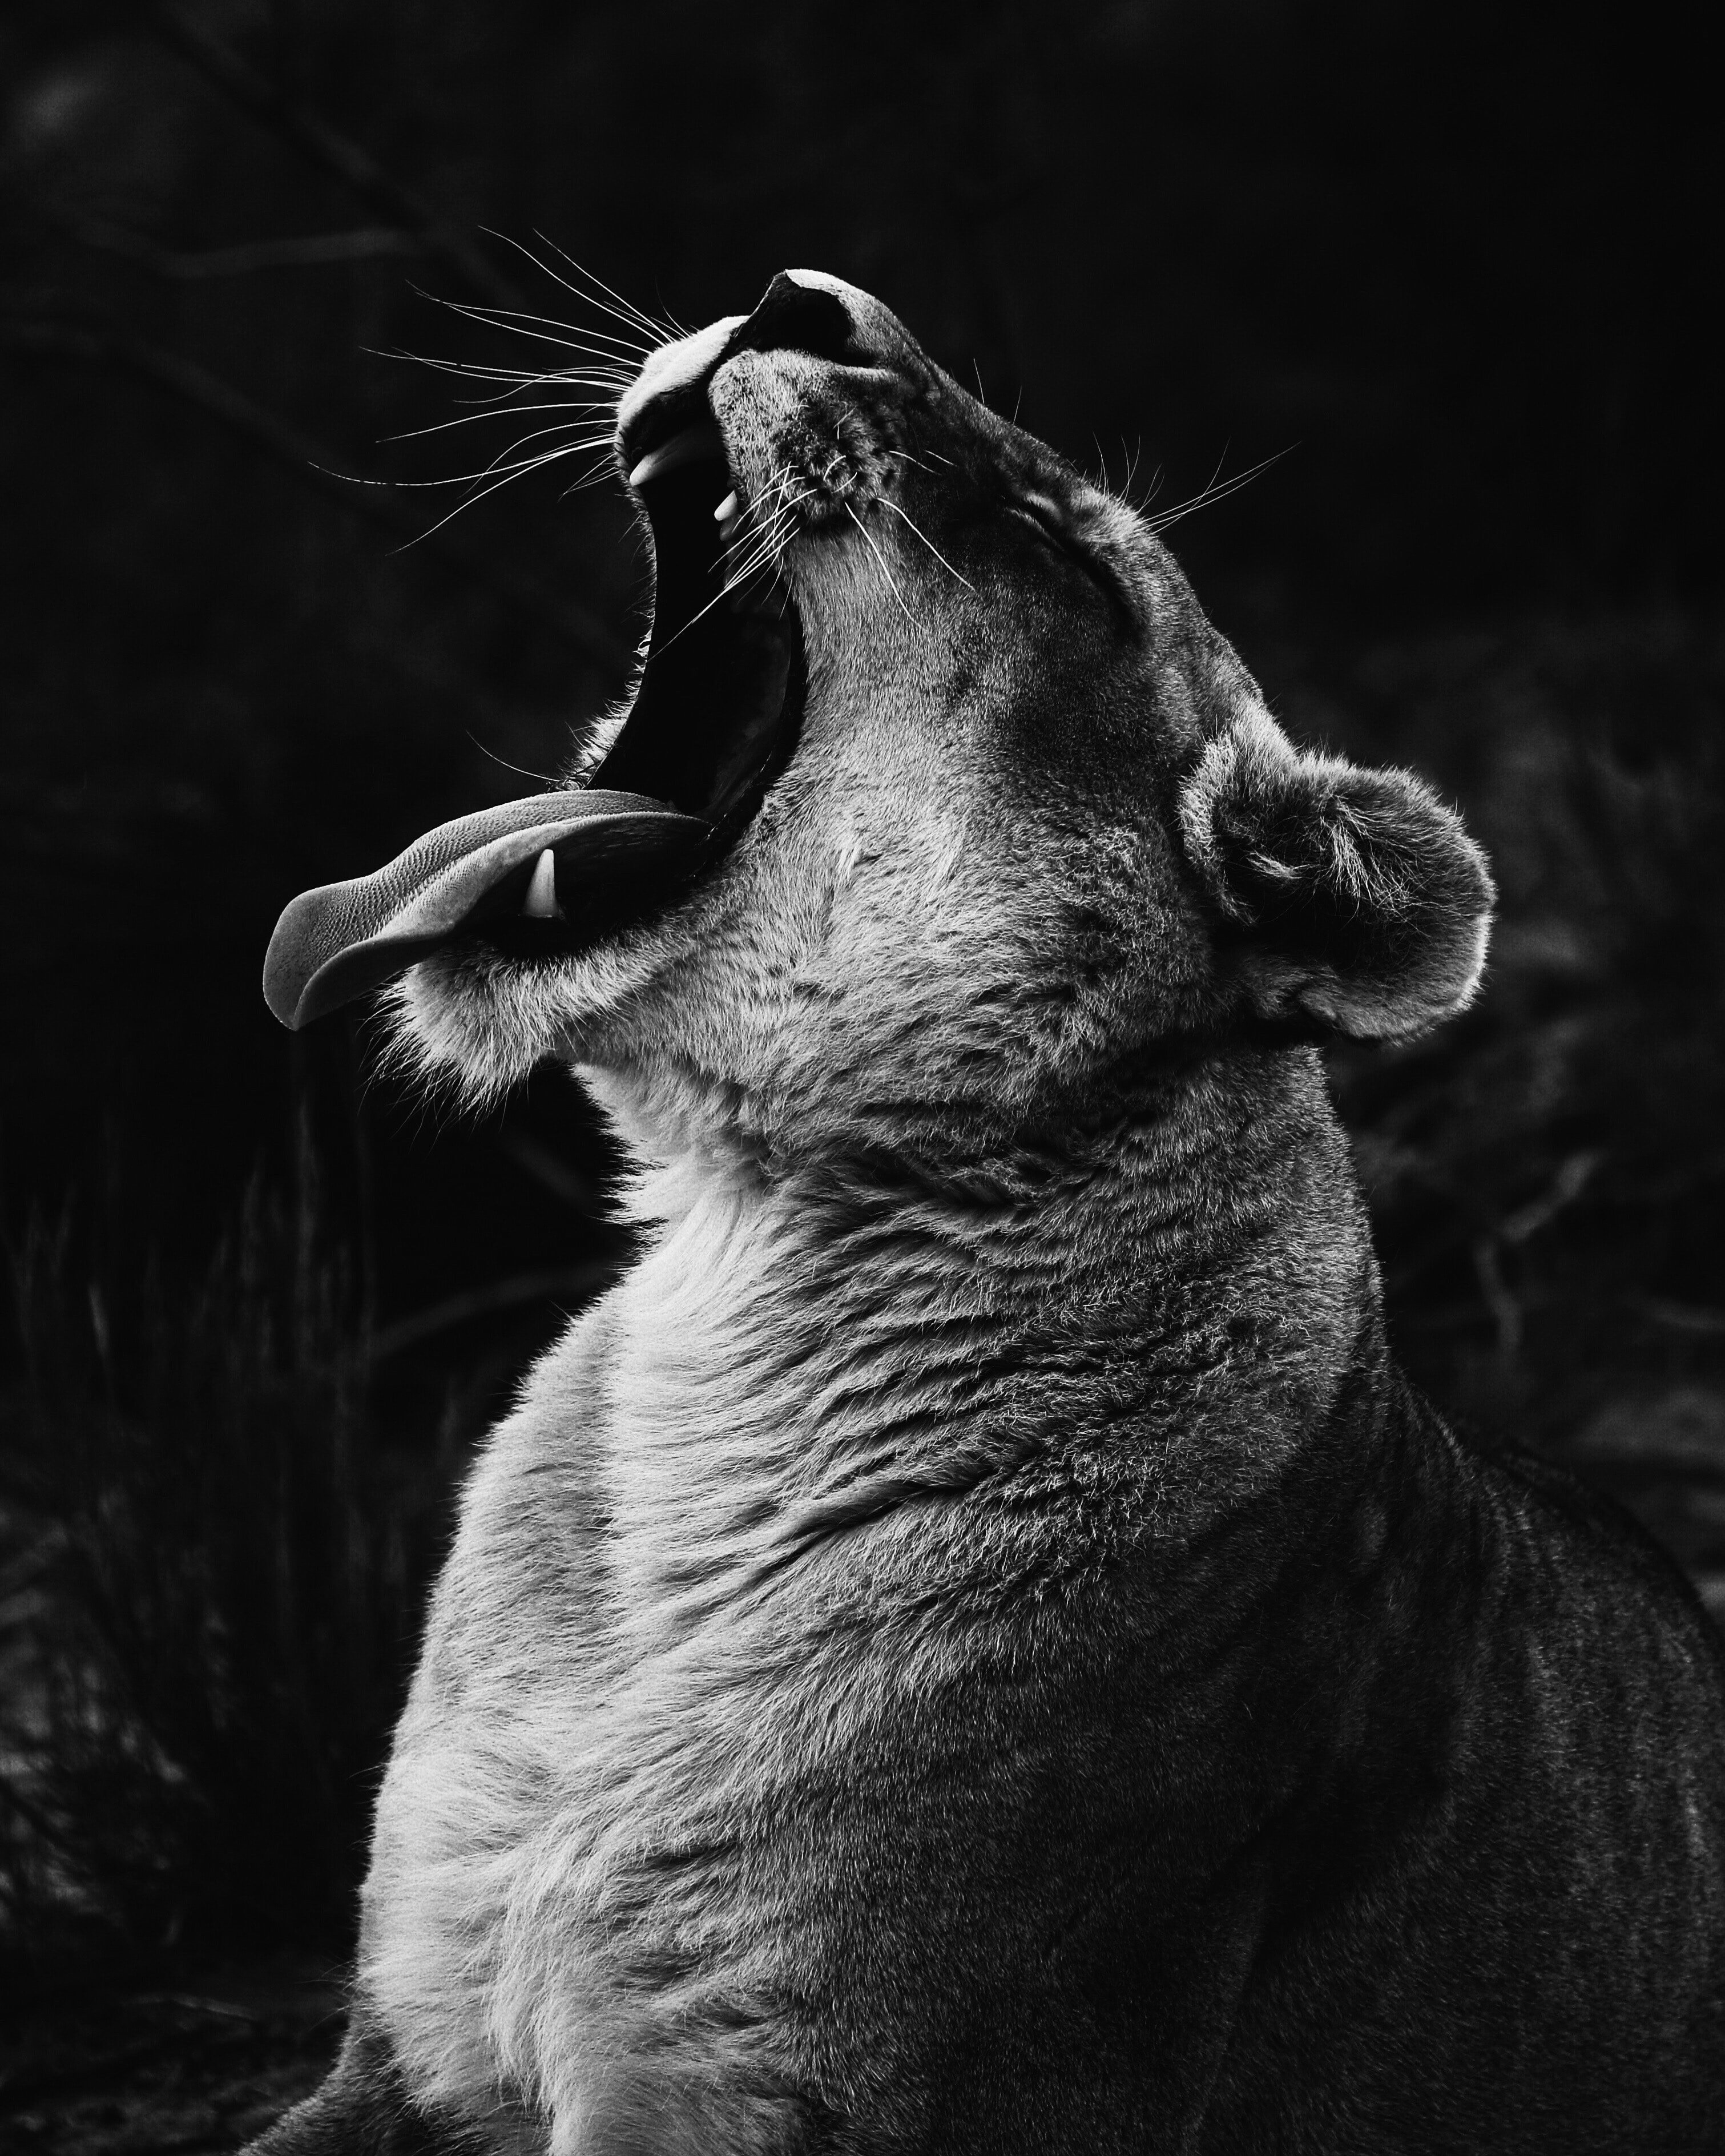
146 5 519 307
2 319 628 678
369 1263 616 1363
46 204 425 279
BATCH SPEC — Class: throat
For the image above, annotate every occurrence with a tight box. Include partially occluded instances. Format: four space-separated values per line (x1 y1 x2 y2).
587 1046 1381 1630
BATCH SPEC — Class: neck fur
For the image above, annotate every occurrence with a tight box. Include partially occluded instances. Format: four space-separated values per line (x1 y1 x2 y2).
579 1043 1380 1630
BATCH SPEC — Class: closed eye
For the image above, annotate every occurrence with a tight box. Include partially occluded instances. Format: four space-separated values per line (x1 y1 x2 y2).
1006 499 1125 611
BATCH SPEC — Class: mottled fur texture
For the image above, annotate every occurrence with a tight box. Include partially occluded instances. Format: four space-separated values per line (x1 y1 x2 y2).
253 273 1725 2155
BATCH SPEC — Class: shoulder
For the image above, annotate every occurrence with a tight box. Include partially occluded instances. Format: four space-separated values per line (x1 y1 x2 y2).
1454 1416 1725 1679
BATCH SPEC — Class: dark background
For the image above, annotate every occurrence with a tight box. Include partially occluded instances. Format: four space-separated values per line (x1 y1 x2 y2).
1 0 1721 2106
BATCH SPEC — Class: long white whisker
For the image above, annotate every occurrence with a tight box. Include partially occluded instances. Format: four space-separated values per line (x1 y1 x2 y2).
1142 447 1291 534
469 423 616 473
385 399 619 444
720 507 795 589
374 348 630 393
424 306 644 363
489 228 671 350
377 434 613 489
653 503 811 658
442 307 648 362
648 576 744 659
723 526 791 593
478 232 668 353
397 445 612 538
564 453 624 494
845 502 917 623
408 287 642 362
467 731 559 784
878 498 974 592
712 477 815 589
529 233 679 345
421 276 654 358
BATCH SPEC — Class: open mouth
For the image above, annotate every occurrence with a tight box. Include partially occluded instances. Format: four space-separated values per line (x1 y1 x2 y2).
262 398 807 1031
591 417 806 833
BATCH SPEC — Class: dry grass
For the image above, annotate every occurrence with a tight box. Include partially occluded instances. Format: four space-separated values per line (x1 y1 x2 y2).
0 1131 452 1992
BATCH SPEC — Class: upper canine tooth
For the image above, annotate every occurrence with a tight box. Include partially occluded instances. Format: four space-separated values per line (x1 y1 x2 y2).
523 848 559 918
714 490 740 524
628 421 727 490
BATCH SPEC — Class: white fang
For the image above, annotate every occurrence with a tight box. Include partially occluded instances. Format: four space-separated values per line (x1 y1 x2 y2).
523 848 559 918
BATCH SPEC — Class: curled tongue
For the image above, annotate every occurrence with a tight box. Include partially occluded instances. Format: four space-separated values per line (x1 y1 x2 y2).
263 789 709 1030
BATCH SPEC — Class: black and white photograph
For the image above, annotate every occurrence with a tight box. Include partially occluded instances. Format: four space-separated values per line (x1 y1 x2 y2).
2 2 1722 2149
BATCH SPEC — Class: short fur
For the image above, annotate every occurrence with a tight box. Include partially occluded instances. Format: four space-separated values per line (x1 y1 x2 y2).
253 272 1725 2155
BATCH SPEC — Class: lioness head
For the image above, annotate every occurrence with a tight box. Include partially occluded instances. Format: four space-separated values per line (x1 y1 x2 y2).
264 271 1493 1161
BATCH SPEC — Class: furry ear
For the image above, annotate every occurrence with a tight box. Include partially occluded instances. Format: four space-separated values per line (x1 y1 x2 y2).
1178 710 1494 1039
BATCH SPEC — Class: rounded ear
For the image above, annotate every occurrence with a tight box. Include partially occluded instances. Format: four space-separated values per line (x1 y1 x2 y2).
1177 710 1495 1040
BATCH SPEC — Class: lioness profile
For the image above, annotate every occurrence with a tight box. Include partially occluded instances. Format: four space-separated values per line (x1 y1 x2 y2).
257 272 1725 2154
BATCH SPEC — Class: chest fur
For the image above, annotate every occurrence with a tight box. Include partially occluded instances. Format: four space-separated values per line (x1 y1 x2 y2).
356 1107 1358 2148
358 1166 995 2143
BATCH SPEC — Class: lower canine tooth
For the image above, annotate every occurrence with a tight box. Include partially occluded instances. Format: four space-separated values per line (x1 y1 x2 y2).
714 490 739 523
523 849 559 918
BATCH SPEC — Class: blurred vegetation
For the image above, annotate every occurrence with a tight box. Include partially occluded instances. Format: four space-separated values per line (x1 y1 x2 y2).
3 1137 415 1968
0 0 1719 1999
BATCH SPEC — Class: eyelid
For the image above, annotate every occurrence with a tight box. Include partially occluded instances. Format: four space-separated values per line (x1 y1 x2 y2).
1009 493 1115 590
1007 492 1133 627
1010 491 1070 543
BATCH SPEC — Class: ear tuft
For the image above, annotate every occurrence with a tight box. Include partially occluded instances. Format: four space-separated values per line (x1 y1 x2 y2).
1178 710 1495 1040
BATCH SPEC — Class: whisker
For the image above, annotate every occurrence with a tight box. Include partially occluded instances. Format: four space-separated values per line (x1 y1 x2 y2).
385 398 619 444
420 268 656 358
651 491 813 657
720 509 795 591
563 454 626 495
485 229 672 352
388 442 610 536
417 293 649 363
374 348 630 395
1133 462 1166 511
377 434 613 489
467 424 616 474
878 498 974 593
438 306 649 364
648 574 747 659
529 233 679 346
845 502 917 623
722 530 791 594
1142 447 1292 535
466 731 559 785
712 477 812 589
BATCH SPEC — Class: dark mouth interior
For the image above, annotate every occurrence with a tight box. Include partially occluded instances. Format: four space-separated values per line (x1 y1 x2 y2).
597 453 805 824
483 418 805 957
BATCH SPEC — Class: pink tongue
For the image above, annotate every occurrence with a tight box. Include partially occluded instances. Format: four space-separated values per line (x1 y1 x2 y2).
263 789 709 1030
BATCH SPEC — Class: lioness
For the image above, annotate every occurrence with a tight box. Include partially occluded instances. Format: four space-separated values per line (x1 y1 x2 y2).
257 272 1725 2153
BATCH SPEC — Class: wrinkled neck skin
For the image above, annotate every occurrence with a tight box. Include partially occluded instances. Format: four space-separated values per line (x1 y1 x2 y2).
579 1032 1383 1599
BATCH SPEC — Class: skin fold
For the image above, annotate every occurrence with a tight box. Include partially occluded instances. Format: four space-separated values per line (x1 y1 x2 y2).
251 273 1725 2156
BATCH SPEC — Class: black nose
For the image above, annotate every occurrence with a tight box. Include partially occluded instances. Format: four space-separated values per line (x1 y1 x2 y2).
725 273 864 368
